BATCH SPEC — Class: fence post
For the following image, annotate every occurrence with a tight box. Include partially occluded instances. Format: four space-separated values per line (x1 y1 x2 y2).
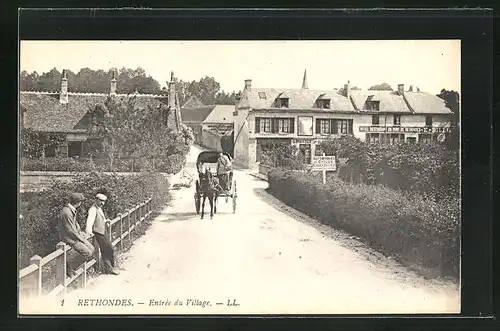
118 213 123 251
29 255 43 297
55 242 67 295
106 221 112 246
138 205 142 226
127 210 131 241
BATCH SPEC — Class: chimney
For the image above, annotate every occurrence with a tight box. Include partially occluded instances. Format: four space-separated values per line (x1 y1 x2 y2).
397 84 405 95
244 79 252 91
110 70 117 96
59 69 68 104
409 85 414 92
168 71 176 109
344 80 351 109
302 69 308 89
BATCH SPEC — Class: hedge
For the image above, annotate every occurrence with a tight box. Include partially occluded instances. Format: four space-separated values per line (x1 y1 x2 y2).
20 157 151 173
268 169 460 279
18 171 170 268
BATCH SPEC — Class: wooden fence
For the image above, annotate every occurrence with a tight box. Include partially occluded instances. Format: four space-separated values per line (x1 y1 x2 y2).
18 198 153 299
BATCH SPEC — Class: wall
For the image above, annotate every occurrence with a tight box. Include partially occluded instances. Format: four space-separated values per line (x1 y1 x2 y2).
200 128 223 151
232 104 252 168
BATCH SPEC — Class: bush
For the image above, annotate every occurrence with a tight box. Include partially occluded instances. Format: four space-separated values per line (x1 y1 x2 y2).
18 171 170 268
268 169 460 279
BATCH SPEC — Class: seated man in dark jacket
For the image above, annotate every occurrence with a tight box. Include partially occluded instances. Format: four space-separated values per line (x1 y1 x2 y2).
57 192 95 277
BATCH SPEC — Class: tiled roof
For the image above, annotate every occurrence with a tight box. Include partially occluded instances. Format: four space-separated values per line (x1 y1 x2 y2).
20 92 170 133
350 90 412 113
403 92 453 114
202 105 234 124
180 105 216 123
246 88 353 111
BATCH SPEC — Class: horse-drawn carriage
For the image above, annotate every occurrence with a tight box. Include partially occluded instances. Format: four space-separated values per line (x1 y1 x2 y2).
194 151 237 217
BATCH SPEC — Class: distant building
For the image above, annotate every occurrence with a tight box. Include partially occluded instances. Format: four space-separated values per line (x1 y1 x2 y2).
20 69 181 158
232 71 454 169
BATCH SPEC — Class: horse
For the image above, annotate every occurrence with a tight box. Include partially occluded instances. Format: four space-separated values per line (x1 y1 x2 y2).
199 168 221 219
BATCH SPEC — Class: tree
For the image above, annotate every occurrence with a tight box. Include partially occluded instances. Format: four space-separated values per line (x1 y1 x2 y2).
215 90 241 105
437 89 460 150
368 83 394 91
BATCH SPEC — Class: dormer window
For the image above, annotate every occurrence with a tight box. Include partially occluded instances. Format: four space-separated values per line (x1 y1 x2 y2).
258 92 267 99
316 99 331 109
274 98 289 108
365 100 380 111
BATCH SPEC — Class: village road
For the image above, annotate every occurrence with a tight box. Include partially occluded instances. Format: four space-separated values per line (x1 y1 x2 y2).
23 145 460 315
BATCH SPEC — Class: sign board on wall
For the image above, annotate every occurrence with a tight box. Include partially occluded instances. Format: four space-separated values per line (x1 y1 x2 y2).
311 155 336 171
359 126 451 133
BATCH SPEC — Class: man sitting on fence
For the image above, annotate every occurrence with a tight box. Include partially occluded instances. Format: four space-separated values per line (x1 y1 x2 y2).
86 194 119 275
57 193 95 278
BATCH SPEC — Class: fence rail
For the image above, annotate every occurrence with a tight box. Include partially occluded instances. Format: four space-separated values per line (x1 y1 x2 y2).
18 198 153 299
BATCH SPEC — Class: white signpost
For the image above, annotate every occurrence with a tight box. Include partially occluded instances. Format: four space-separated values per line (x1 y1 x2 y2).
311 153 337 184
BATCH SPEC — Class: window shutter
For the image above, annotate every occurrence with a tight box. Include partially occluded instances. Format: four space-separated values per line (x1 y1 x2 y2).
255 117 260 133
348 119 353 134
331 119 338 134
290 118 295 133
272 118 279 133
315 119 321 134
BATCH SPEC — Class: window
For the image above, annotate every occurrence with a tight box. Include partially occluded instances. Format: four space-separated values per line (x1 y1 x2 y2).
275 98 289 108
277 118 294 133
418 134 432 143
393 114 401 126
425 116 433 127
68 141 83 158
315 119 353 135
390 134 405 145
258 92 267 99
407 137 416 144
44 145 57 157
260 118 271 133
366 133 380 144
299 144 312 164
255 117 294 134
316 99 331 109
298 116 313 136
365 100 380 111
372 115 380 125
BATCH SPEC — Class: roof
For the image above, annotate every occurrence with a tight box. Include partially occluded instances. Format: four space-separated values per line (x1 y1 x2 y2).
350 90 412 113
246 88 353 111
202 105 234 124
181 95 205 108
20 91 169 133
180 105 216 123
196 151 232 165
403 92 453 114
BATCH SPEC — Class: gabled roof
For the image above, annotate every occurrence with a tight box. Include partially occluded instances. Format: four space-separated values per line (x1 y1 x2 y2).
202 105 234 124
246 88 353 111
20 91 170 133
350 90 412 113
403 92 453 114
181 95 205 108
180 105 216 123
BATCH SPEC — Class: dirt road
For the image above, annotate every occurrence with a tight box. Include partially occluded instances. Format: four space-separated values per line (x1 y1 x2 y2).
22 145 460 315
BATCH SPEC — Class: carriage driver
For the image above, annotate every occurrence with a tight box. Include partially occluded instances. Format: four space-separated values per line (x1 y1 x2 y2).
216 152 232 192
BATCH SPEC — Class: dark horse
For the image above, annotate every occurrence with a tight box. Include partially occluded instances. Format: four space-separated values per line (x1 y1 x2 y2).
199 169 221 219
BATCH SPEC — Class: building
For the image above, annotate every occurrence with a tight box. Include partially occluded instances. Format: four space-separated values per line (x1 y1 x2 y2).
180 105 216 144
202 105 235 134
232 71 453 169
20 69 182 158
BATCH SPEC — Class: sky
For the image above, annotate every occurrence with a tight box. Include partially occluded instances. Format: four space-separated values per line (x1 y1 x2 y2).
20 40 460 95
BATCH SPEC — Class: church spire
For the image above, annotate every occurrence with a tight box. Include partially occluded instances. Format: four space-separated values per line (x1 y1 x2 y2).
302 69 308 89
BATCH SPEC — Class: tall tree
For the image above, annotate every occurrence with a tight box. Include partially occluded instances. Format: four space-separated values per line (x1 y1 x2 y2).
437 89 460 150
368 83 394 91
215 90 241 105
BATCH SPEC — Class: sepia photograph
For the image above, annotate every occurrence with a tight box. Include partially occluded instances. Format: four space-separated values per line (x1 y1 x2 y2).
18 39 461 315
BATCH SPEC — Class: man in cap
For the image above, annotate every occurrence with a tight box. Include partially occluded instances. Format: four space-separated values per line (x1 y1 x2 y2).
86 193 119 275
216 152 232 192
57 192 95 277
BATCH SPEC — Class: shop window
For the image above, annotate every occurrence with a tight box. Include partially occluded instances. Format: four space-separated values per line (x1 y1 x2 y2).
366 133 380 144
418 134 433 143
372 115 380 125
390 134 405 145
406 137 417 144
